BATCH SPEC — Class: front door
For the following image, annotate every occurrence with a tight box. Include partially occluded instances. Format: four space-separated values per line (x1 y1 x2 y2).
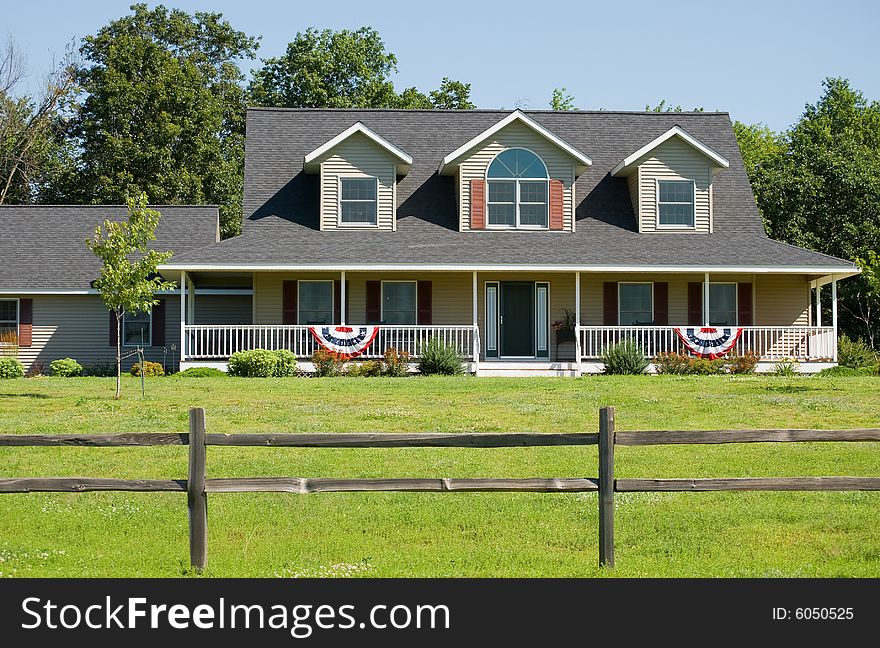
500 282 535 357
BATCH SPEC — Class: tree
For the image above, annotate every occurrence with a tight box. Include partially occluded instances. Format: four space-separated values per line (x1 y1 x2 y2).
249 28 475 110
731 121 785 230
848 251 880 347
0 37 77 205
56 4 259 238
645 100 704 112
551 87 576 111
87 194 174 399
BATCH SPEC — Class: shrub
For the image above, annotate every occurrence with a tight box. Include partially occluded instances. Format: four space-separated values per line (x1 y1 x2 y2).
347 360 384 377
654 352 692 375
837 335 878 369
688 357 726 375
312 348 346 377
25 361 45 378
50 357 84 377
175 367 226 378
817 365 877 377
772 359 799 376
725 351 759 374
228 349 280 377
0 357 24 379
83 361 116 377
655 351 757 375
274 349 298 377
130 361 164 377
601 341 648 375
382 347 411 377
417 337 464 375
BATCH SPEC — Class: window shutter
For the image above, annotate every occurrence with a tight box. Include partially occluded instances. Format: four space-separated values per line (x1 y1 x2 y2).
603 282 618 325
687 282 703 326
366 281 381 323
653 282 668 326
737 283 753 326
282 281 298 325
549 179 564 230
417 281 432 325
470 179 485 230
152 300 166 347
109 310 118 347
18 299 32 347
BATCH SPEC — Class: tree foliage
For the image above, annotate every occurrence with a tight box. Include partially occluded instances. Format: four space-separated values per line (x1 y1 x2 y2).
56 3 259 238
550 87 576 111
86 193 174 398
645 100 704 112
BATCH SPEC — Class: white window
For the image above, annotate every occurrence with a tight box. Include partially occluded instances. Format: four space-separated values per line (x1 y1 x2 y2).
122 309 151 347
487 148 549 229
709 283 737 326
657 179 695 227
381 281 417 325
340 177 378 225
0 299 18 338
619 283 653 325
299 280 334 325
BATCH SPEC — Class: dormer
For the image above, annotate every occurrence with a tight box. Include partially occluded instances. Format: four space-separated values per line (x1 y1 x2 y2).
611 125 729 233
438 110 592 232
303 122 412 231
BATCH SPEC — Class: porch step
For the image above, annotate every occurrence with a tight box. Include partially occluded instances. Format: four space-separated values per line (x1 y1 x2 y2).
475 361 580 377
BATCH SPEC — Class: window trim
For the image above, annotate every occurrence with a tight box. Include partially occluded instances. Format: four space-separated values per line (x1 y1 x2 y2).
122 308 152 347
297 280 335 325
708 281 738 326
0 298 19 342
655 178 696 229
485 147 550 231
380 280 418 325
618 282 654 326
338 175 380 228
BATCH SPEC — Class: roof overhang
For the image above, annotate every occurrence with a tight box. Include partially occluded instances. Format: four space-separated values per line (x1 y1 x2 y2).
611 125 730 177
303 122 413 174
437 110 592 176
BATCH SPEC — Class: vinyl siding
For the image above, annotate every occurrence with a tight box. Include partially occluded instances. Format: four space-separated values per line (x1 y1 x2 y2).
14 295 181 373
627 171 639 220
633 138 713 233
318 132 396 231
755 274 810 326
457 122 576 232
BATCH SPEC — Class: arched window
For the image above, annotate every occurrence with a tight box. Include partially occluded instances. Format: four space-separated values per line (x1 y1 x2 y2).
486 148 549 228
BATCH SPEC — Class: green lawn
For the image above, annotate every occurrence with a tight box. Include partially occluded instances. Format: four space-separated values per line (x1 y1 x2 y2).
0 374 878 578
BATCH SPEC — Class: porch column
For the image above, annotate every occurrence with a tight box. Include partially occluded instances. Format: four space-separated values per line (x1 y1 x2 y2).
340 271 346 325
703 272 710 326
472 271 479 369
831 276 838 361
575 272 581 374
180 270 187 362
815 284 822 327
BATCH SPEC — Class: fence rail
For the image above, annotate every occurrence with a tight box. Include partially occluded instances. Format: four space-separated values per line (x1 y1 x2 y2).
1 408 877 570
577 325 836 361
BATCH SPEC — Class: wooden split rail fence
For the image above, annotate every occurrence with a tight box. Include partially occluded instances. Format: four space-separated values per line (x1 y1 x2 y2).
1 407 879 569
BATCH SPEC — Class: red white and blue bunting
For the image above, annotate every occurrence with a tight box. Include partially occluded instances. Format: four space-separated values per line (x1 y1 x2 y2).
309 326 379 358
674 326 743 359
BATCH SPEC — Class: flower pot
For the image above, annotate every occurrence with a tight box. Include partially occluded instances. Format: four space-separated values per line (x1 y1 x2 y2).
555 329 576 344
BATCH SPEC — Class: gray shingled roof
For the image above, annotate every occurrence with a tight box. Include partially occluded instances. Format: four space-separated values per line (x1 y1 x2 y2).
177 109 851 272
0 205 219 291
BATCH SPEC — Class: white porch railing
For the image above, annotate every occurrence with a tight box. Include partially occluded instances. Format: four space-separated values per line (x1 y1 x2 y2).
183 325 477 361
577 326 836 362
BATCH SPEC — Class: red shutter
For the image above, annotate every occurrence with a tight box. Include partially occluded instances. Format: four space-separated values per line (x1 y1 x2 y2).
603 282 618 325
366 281 381 323
653 282 668 326
470 179 485 230
549 179 564 230
282 281 297 325
18 299 32 347
737 283 753 326
151 299 165 347
109 310 118 347
688 283 703 326
417 281 432 325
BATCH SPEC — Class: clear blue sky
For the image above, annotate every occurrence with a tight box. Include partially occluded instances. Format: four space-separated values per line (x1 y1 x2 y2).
3 0 878 130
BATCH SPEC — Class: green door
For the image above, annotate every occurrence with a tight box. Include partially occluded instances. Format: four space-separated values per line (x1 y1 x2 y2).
500 282 534 357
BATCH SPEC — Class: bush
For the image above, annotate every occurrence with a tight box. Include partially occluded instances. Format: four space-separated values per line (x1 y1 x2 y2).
25 361 45 378
817 365 877 377
50 357 83 377
837 335 878 369
601 341 648 375
725 351 759 374
83 361 116 377
0 357 24 379
654 351 758 375
687 357 726 375
228 349 287 377
130 361 164 377
347 360 384 377
312 348 346 377
654 352 692 375
274 349 297 377
175 367 227 378
382 347 411 377
417 337 464 375
772 359 799 376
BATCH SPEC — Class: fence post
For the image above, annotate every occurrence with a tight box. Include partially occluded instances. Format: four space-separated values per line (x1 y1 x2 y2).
188 407 208 570
598 406 615 568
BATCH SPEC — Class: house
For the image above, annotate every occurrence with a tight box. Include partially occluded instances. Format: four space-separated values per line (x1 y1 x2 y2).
0 109 859 375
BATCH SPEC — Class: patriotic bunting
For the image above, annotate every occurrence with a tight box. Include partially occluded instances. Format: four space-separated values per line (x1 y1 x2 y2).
674 326 743 359
309 326 379 358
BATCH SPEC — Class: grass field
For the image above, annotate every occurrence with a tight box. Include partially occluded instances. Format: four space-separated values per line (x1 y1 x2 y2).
0 374 878 578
